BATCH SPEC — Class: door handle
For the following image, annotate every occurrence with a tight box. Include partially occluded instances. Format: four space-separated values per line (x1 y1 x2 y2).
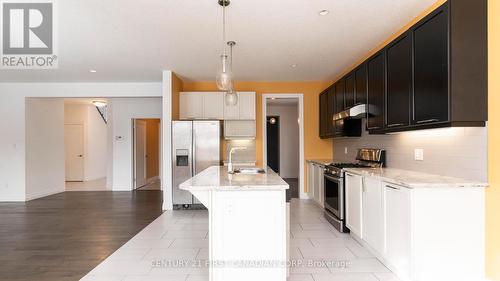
387 123 404 128
416 119 439 124
386 184 401 190
77 155 83 157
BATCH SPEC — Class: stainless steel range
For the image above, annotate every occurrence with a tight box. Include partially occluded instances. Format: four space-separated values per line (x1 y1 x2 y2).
324 148 386 232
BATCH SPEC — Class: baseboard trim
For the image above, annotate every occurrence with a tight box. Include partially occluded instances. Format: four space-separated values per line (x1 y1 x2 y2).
26 188 64 201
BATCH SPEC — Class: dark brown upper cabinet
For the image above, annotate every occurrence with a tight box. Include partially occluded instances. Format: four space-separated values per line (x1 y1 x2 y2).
318 0 487 135
344 73 355 108
354 64 368 105
412 6 448 125
386 33 412 129
319 89 329 138
326 86 335 136
334 80 345 136
367 51 385 131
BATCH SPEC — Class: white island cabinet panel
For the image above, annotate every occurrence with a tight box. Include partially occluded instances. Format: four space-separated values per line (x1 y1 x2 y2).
345 172 363 238
383 182 411 280
362 176 384 254
212 190 286 281
180 166 288 281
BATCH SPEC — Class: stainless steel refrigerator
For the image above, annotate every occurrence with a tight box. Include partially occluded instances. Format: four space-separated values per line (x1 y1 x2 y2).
172 121 220 205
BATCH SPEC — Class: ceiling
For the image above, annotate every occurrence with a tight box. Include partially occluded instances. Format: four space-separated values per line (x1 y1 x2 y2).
0 0 438 82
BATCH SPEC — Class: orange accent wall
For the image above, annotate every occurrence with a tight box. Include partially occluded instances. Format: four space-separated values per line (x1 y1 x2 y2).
171 73 183 120
487 0 500 279
182 81 333 192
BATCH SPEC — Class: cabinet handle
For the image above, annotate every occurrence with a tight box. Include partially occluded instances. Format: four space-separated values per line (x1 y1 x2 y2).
387 123 404 128
416 119 439 124
368 126 381 130
346 174 354 177
386 184 401 190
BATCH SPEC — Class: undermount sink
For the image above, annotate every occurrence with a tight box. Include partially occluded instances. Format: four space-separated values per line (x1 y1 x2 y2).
232 168 266 174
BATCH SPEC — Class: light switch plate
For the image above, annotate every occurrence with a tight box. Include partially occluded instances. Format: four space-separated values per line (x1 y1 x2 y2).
344 147 348 154
414 148 424 161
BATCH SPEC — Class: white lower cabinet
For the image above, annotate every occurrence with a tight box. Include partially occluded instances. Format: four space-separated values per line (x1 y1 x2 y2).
345 173 363 238
315 165 324 207
384 182 411 280
307 162 315 199
362 177 384 254
345 173 485 281
307 162 324 207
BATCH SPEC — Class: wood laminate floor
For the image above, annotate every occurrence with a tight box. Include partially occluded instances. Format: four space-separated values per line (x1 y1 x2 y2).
0 191 163 281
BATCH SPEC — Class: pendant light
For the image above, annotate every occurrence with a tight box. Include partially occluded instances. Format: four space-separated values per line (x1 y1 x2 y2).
225 41 238 106
216 0 233 91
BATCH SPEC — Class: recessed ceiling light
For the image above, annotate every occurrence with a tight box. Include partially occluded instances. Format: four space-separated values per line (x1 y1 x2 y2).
89 69 97 73
92 100 107 107
290 64 298 68
319 10 330 16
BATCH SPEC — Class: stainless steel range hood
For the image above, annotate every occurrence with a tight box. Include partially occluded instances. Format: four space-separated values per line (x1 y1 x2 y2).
333 104 367 121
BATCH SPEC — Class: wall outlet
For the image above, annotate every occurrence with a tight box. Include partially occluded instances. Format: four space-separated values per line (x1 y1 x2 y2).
414 148 424 161
344 147 348 154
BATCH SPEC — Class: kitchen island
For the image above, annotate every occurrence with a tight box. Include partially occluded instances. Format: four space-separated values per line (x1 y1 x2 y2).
180 166 289 281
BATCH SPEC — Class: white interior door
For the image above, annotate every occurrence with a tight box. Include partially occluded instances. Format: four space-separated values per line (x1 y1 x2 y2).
65 124 84 181
134 120 147 189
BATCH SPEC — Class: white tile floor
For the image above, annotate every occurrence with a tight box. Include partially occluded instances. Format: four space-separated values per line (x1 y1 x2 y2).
81 199 400 281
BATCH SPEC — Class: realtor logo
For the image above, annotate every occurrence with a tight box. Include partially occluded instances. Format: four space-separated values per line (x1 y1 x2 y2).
1 0 58 69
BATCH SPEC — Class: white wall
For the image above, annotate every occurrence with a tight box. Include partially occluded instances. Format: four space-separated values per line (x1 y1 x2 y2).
267 104 300 178
64 103 108 181
109 97 162 190
333 120 488 181
0 82 161 202
87 106 108 180
25 98 65 200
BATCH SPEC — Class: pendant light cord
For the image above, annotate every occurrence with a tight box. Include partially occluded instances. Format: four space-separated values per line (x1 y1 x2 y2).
222 2 226 56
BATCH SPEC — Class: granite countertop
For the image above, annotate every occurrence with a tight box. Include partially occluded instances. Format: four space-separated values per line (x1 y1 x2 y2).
344 167 488 189
180 166 289 191
307 159 332 166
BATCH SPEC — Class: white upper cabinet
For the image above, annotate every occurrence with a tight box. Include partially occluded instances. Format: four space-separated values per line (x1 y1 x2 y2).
180 92 204 120
203 92 224 119
238 92 256 120
224 120 256 139
224 92 256 120
180 92 255 120
345 172 363 238
362 177 384 254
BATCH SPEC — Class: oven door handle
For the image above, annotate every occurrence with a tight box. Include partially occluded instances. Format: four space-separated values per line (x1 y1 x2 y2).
324 174 341 182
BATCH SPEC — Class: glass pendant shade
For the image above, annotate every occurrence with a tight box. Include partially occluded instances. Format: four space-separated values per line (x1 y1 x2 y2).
225 88 238 106
216 54 233 91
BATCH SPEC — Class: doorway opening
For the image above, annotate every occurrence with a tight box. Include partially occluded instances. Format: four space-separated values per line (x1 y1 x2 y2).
133 119 161 190
266 116 280 174
262 95 304 199
64 98 108 191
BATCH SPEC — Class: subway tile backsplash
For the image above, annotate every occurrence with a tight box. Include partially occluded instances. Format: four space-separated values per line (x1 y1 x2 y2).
225 139 256 163
333 120 488 181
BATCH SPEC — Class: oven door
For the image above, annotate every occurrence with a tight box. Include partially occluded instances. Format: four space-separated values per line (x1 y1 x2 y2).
324 173 344 219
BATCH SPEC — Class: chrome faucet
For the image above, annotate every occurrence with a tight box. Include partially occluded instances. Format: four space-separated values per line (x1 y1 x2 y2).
228 147 247 174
